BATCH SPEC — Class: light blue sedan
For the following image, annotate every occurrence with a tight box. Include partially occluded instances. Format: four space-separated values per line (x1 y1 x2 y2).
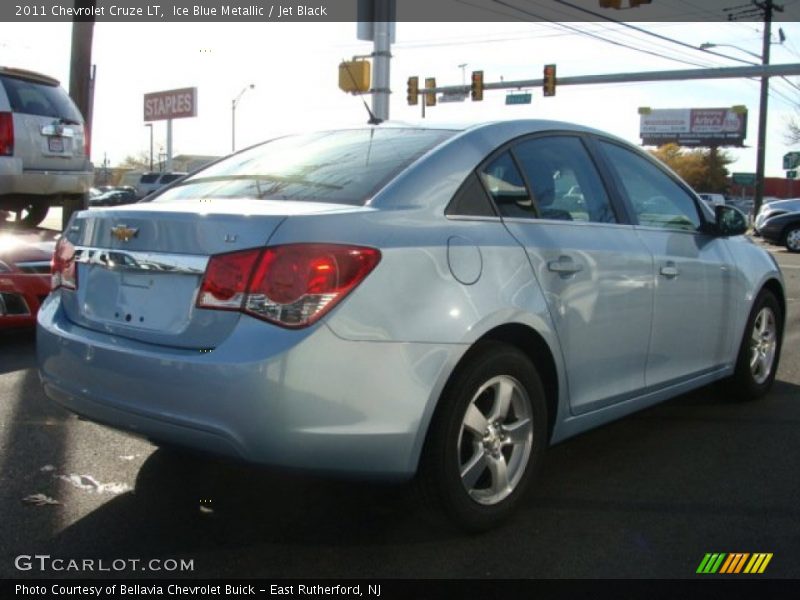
38 121 785 530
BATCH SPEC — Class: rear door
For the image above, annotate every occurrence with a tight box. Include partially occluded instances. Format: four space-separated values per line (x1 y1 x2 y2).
0 73 87 172
481 134 654 414
596 140 736 387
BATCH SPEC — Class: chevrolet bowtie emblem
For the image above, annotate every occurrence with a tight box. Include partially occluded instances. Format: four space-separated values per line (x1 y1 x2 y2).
110 225 139 242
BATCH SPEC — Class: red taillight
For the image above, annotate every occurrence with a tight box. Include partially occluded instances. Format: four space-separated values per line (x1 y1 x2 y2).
197 244 381 328
0 112 13 156
51 236 77 291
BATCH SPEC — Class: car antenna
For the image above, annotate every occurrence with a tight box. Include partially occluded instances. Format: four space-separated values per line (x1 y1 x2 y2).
341 58 383 126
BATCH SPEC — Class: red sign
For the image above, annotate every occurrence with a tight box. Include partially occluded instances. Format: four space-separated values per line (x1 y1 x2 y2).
640 107 747 147
143 87 197 121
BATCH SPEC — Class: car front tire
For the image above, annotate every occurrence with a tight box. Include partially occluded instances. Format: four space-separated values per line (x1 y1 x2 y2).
419 341 547 532
728 289 783 401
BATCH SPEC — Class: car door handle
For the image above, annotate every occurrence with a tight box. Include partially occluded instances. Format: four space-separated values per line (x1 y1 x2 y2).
659 262 679 278
548 257 583 275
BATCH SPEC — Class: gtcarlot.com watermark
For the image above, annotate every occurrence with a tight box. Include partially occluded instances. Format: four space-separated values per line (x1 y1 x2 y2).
14 554 194 573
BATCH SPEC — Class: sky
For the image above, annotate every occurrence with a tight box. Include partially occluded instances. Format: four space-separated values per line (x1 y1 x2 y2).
2 18 800 177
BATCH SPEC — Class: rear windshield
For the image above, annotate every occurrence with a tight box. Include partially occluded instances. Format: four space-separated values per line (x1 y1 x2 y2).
139 173 160 184
0 75 83 122
152 128 455 206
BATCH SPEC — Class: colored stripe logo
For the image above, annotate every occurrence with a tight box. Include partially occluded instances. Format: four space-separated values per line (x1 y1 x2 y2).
697 553 773 574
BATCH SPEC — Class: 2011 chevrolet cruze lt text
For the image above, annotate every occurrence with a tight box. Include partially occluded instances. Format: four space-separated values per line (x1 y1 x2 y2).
37 121 785 530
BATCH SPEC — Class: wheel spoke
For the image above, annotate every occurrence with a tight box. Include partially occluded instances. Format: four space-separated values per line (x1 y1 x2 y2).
503 418 532 445
460 450 488 490
487 454 511 497
490 378 514 421
463 403 488 437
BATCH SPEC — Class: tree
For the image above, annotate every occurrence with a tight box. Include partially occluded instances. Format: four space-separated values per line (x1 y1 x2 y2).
649 144 734 192
117 151 151 171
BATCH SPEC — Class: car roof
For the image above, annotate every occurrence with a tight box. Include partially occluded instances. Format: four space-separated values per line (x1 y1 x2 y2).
0 66 60 87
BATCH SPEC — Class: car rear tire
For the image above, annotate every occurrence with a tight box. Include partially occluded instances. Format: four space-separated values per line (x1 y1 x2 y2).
2 202 49 228
727 289 782 401
784 226 800 253
418 341 547 532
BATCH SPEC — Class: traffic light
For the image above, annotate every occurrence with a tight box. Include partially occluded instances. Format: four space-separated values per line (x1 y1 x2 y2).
407 76 419 106
425 77 436 107
338 60 371 93
599 0 622 8
471 70 484 102
543 64 556 97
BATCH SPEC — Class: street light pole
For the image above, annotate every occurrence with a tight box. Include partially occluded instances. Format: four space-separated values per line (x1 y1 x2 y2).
144 123 153 172
231 84 255 153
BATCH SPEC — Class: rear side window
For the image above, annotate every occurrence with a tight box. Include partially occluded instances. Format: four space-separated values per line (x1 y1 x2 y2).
154 128 455 206
0 75 82 122
512 136 617 224
479 152 532 218
159 173 184 184
139 173 160 184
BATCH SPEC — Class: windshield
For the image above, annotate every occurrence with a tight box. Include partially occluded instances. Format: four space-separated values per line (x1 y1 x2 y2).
152 128 455 206
0 75 83 122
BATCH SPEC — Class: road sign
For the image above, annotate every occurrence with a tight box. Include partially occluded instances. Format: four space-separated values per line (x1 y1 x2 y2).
732 172 756 186
783 152 800 170
439 91 467 103
505 92 532 105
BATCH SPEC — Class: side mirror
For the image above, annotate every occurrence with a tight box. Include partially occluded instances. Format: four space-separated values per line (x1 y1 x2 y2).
715 204 748 236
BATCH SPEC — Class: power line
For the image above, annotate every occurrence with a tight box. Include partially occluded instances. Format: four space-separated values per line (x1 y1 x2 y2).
547 0 757 66
491 0 717 69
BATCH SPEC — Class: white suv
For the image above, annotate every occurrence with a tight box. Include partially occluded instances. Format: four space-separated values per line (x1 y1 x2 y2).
135 171 187 199
0 67 93 227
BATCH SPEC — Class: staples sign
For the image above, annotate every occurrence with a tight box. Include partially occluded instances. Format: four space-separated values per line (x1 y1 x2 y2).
143 87 197 121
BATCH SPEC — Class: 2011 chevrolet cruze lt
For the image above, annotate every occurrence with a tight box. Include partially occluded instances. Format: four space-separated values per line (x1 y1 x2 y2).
38 121 785 530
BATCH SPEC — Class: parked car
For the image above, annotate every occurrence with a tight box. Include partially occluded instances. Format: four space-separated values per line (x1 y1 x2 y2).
135 171 187 199
88 186 137 207
758 210 800 252
1 228 57 328
0 66 93 227
37 121 785 530
753 197 800 234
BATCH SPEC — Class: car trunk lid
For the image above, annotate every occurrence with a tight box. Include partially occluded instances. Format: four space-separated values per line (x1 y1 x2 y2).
59 199 361 348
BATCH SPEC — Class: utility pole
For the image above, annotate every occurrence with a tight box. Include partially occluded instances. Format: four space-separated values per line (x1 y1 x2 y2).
66 0 96 228
754 0 775 217
726 0 784 217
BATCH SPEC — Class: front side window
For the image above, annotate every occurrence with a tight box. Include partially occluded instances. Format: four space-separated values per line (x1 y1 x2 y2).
599 141 702 232
153 128 454 206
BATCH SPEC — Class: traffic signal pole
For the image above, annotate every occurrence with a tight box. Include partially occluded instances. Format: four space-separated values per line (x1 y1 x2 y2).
413 63 800 99
370 0 392 121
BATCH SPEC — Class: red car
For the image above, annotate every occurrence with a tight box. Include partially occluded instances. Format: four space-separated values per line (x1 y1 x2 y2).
0 228 57 328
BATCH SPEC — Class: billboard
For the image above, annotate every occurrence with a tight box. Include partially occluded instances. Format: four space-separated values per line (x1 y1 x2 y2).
640 107 747 147
143 87 197 121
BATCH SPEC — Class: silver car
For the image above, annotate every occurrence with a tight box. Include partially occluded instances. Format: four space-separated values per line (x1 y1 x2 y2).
37 121 785 530
754 197 800 233
0 67 93 227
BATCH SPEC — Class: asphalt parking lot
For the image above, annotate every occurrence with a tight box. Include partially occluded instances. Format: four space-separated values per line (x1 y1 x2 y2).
1 234 798 580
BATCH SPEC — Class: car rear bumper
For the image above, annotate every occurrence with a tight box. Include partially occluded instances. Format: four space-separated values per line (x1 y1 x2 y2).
0 160 93 197
37 294 462 479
